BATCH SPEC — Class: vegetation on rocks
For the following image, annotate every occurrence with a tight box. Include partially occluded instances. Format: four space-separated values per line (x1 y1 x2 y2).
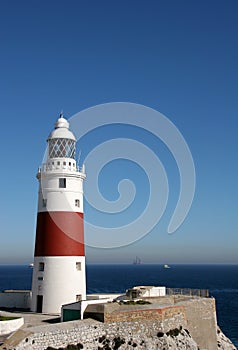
0 316 20 321
166 327 182 337
119 300 151 305
46 344 83 350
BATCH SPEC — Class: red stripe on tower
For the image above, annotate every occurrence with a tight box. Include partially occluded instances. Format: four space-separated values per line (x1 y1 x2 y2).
34 212 85 256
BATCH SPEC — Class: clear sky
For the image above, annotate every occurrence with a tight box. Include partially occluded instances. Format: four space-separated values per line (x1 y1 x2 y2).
0 0 237 264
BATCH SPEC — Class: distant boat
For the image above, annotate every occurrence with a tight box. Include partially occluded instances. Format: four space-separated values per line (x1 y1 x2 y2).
29 263 34 268
133 256 142 265
163 264 171 269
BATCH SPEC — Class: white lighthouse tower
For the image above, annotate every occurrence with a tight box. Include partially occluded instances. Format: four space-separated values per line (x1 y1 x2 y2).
31 114 86 314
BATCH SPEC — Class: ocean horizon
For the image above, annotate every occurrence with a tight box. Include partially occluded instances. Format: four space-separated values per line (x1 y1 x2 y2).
0 264 237 347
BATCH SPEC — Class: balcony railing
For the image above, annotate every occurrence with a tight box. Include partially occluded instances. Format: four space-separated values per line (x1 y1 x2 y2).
166 288 209 298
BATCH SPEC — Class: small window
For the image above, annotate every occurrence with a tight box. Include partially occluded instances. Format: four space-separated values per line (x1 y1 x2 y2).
73 163 75 167
52 161 54 165
63 161 66 166
69 162 71 166
42 199 47 207
59 178 66 188
57 161 60 166
76 262 81 271
39 262 44 272
132 291 138 299
38 277 43 281
76 294 82 301
75 199 80 207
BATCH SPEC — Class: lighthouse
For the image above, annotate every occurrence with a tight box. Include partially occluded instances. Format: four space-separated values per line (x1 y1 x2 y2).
31 114 86 314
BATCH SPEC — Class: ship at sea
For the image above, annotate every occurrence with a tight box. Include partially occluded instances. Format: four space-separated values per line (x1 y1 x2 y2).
163 264 171 269
133 256 142 265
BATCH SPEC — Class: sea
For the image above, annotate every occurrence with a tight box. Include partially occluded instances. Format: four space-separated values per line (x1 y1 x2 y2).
0 264 237 347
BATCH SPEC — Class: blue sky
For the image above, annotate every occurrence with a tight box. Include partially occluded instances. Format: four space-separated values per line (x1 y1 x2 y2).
0 0 237 264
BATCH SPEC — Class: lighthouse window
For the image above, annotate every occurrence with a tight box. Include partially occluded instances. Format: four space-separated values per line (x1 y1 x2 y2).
76 262 81 271
75 199 80 207
59 178 66 188
39 262 44 271
48 138 76 159
76 294 82 301
38 277 44 281
42 199 47 207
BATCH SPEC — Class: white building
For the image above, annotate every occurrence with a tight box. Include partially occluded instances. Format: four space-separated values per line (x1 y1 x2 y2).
31 114 86 314
126 286 166 299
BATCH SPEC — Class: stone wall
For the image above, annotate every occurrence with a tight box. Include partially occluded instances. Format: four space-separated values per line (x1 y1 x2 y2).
0 297 230 350
2 319 236 350
104 305 186 324
1 317 190 350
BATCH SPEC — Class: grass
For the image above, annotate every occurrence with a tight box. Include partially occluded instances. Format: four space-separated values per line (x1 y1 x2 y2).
0 316 20 321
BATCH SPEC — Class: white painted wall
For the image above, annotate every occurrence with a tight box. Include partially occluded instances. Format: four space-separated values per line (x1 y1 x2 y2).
38 167 85 213
80 294 122 320
61 293 122 320
143 286 166 297
31 256 86 314
0 315 24 335
0 291 31 309
86 294 122 300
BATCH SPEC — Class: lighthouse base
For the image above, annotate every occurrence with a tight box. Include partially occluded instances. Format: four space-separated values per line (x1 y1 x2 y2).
31 256 86 314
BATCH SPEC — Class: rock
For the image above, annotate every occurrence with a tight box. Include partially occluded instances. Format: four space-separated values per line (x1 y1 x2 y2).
217 326 237 350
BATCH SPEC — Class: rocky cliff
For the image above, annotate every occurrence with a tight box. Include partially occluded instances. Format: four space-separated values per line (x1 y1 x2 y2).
44 326 236 350
1 320 236 350
0 295 237 350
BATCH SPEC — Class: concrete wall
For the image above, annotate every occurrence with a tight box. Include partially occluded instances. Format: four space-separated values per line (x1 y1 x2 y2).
61 294 121 321
79 297 218 350
180 297 217 350
0 315 24 336
141 296 218 350
0 291 31 310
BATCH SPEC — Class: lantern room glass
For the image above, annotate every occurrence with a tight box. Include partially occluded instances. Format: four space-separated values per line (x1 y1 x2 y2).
48 138 76 159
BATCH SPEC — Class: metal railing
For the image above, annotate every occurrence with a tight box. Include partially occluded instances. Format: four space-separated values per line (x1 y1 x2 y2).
166 288 209 298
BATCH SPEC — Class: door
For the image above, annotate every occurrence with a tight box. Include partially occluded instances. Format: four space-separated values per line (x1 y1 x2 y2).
63 309 81 322
36 295 43 313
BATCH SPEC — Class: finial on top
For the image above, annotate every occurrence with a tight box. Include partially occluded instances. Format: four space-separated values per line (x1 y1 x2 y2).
54 111 69 130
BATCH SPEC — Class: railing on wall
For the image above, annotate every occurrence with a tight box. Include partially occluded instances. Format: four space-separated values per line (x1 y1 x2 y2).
166 288 209 298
